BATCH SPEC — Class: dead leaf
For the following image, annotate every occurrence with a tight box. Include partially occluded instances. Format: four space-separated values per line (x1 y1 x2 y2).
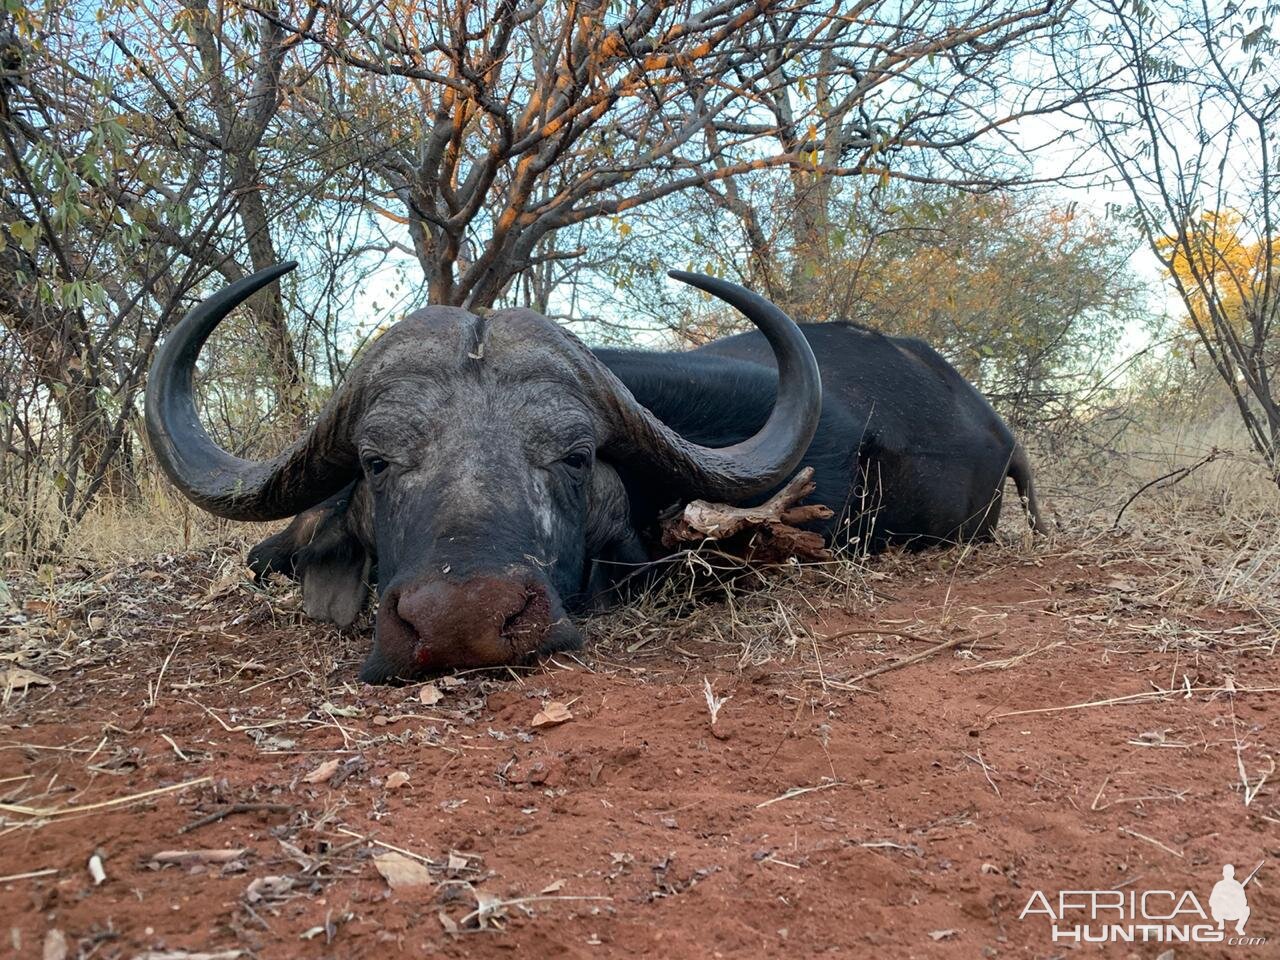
540 878 565 894
418 683 443 705
929 929 959 941
438 911 459 935
2 667 54 691
245 875 294 903
302 758 340 784
386 771 410 790
255 734 297 752
23 599 56 618
42 929 68 960
373 851 432 889
328 756 366 786
466 891 507 929
320 701 362 718
531 701 572 728
446 852 468 873
206 568 250 599
1105 576 1139 593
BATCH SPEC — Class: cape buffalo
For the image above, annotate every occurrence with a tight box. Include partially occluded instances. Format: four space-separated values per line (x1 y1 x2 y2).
145 263 1041 682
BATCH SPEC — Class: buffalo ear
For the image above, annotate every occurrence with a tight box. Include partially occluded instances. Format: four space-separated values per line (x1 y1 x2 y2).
244 482 373 628
302 549 371 628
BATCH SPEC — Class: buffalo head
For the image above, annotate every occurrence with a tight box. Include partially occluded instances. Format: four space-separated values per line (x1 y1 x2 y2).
145 266 820 681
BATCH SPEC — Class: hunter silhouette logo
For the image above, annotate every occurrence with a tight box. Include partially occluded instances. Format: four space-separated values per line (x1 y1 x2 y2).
1019 859 1267 946
1211 863 1259 935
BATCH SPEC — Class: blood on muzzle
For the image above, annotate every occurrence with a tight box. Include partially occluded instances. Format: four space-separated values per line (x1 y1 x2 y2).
368 573 553 679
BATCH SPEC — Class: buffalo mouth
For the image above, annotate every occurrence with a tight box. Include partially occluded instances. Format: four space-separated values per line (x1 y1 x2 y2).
358 617 581 684
358 572 578 683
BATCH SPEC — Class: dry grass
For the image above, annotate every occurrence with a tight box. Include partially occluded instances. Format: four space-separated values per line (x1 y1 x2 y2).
2 473 278 566
582 408 1280 667
3 406 1275 681
1115 417 1279 612
583 546 875 667
61 488 278 566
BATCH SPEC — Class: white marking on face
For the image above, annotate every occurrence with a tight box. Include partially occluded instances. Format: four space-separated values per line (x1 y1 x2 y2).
531 473 555 541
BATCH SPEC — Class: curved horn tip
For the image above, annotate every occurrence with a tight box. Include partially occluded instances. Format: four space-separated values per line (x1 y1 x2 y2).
217 260 297 300
221 260 299 298
666 270 752 300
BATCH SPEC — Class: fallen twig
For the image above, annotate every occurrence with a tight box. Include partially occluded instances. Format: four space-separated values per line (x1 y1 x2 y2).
991 685 1280 720
334 826 436 866
1112 449 1220 529
846 631 999 685
0 867 57 883
458 894 613 928
956 641 1064 673
967 749 1002 798
178 802 293 835
189 699 290 734
755 779 846 809
1118 825 1183 858
152 848 249 865
0 776 211 819
818 626 944 645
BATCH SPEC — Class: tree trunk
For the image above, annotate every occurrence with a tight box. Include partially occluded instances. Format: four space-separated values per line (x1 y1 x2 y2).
230 161 307 428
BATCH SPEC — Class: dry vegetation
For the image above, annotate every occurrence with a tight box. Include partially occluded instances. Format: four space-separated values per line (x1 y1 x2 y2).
3 0 1279 955
2 416 1278 957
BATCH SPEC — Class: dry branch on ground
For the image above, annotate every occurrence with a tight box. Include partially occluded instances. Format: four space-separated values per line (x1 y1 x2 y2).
660 467 834 564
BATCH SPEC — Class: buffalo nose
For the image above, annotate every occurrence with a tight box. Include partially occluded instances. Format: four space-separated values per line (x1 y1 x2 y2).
394 574 551 666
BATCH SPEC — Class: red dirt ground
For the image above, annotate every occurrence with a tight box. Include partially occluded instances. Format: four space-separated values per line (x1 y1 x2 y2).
2 538 1277 959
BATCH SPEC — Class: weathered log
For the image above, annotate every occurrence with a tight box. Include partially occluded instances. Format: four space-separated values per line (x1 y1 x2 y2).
661 467 834 564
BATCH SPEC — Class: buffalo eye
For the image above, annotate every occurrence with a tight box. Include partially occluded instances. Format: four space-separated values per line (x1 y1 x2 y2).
560 449 591 472
363 456 389 477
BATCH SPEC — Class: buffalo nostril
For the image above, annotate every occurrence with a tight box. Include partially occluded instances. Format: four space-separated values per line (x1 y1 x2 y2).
501 594 531 631
500 587 550 646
